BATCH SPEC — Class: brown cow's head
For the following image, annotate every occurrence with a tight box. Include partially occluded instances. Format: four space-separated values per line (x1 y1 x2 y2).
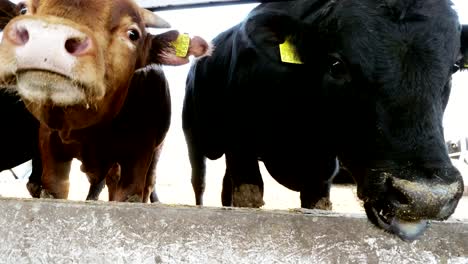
0 0 210 130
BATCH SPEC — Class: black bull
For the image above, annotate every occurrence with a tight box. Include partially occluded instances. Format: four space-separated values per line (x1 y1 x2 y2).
183 0 467 240
0 0 41 197
0 90 42 197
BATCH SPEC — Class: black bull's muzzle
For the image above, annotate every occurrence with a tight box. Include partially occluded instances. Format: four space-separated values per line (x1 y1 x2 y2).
358 166 464 241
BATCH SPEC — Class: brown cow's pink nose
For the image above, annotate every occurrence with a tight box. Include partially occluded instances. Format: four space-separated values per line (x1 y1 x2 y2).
65 37 91 56
3 19 93 57
6 25 29 46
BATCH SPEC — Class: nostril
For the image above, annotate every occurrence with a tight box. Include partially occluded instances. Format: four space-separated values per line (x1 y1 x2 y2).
390 187 410 206
7 26 29 46
17 27 29 45
386 179 410 206
65 37 91 56
438 197 457 219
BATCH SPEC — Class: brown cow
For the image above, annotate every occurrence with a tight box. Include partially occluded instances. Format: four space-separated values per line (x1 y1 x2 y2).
0 0 211 202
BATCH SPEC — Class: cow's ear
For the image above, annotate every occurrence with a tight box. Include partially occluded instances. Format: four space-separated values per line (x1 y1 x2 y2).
243 11 308 64
0 0 17 30
460 24 468 70
149 30 212 66
244 11 299 50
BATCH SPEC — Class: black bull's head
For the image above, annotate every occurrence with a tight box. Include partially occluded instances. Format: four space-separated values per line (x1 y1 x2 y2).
246 0 466 240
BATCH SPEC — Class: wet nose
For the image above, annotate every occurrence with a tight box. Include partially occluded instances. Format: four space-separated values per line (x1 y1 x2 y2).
1 18 95 77
5 24 29 46
3 18 94 56
387 175 463 220
64 37 92 56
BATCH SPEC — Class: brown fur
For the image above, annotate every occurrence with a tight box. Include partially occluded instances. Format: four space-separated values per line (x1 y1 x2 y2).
0 0 176 202
36 64 171 202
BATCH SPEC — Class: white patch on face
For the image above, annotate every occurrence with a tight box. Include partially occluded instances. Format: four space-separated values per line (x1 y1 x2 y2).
6 18 94 105
12 18 85 77
17 71 86 106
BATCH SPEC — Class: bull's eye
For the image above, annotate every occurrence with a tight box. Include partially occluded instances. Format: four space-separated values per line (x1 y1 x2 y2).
127 29 140 41
18 3 28 15
328 55 348 78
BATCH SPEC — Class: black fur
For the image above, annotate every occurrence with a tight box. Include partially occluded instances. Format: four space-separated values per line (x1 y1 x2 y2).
183 0 466 240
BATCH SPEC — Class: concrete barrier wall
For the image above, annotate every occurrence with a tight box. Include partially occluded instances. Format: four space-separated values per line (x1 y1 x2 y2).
0 198 466 264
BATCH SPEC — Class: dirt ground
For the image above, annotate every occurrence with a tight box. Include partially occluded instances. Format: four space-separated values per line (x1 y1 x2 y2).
1 127 467 220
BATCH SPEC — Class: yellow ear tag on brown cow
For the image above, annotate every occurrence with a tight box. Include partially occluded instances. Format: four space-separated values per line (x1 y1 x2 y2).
279 38 303 64
172 33 190 57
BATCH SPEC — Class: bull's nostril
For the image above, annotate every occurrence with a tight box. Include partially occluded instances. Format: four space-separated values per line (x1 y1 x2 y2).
65 37 90 56
8 26 29 46
390 187 410 205
439 197 458 219
17 27 29 45
386 179 410 206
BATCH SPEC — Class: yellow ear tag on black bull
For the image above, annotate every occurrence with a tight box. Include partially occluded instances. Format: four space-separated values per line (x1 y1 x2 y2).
279 38 303 64
172 33 190 58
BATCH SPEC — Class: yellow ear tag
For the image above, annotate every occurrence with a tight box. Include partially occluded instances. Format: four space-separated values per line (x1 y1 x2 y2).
279 38 303 64
172 33 190 58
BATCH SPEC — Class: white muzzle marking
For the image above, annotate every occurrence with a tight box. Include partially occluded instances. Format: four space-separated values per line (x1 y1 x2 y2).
12 19 87 105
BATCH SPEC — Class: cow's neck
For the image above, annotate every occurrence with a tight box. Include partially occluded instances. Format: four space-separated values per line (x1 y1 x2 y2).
56 122 109 144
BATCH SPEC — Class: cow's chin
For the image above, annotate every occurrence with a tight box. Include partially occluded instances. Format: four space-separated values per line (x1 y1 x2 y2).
15 71 106 130
17 70 87 106
364 202 429 241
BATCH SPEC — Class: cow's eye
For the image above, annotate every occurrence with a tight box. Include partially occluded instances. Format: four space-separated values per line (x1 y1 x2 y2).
328 55 348 78
18 3 28 15
127 29 140 41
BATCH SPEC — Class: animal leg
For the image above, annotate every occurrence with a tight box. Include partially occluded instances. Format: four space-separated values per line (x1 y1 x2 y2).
40 160 72 199
221 165 232 206
26 156 43 198
185 129 206 205
299 157 339 210
225 152 264 208
39 128 72 199
144 149 159 203
80 162 108 201
106 150 154 203
86 179 106 201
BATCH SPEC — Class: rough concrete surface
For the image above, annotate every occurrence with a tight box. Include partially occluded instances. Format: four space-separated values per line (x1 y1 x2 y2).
0 198 466 264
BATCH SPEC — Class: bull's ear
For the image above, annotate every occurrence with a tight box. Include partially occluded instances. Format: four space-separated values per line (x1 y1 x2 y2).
244 11 299 51
242 12 303 64
460 24 468 70
0 0 16 30
243 1 333 64
149 30 212 66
